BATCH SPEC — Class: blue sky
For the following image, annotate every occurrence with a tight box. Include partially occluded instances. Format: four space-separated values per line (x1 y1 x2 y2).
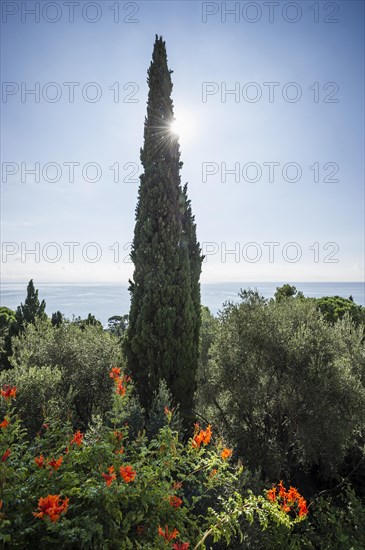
1 0 364 283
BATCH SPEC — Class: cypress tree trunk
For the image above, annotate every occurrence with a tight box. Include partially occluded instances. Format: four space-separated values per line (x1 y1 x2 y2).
124 36 202 427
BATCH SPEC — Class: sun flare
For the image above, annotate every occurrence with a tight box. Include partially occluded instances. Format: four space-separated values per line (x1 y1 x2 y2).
169 112 195 143
169 119 180 135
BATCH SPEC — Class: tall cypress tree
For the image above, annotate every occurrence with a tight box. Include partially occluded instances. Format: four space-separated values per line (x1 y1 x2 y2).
124 36 202 426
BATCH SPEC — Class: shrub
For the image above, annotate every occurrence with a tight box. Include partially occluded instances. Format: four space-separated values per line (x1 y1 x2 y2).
8 318 122 432
0 365 63 436
0 372 308 548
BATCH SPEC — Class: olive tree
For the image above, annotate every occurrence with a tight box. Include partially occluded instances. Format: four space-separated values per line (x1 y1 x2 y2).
199 290 365 482
8 318 123 433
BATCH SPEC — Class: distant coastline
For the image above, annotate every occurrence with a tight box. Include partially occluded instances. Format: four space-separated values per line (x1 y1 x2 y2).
1 281 364 324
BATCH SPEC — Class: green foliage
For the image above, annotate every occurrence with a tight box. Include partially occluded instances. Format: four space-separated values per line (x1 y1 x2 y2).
303 487 365 549
3 282 363 547
16 279 46 330
199 289 365 482
107 315 129 339
124 36 202 427
315 295 365 325
0 307 17 341
0 374 304 548
196 306 218 411
274 284 304 302
199 306 217 376
0 307 17 370
73 314 103 330
244 486 365 550
0 365 63 437
145 379 183 438
7 318 122 433
51 311 64 327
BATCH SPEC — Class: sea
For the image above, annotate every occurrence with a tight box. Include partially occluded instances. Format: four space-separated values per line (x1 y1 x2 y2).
1 282 364 326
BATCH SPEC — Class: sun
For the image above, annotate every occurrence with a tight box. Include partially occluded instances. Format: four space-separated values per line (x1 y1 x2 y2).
169 112 195 143
169 119 181 136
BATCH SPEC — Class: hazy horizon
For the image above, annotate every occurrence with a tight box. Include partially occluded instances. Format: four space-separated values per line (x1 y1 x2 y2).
1 281 364 323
